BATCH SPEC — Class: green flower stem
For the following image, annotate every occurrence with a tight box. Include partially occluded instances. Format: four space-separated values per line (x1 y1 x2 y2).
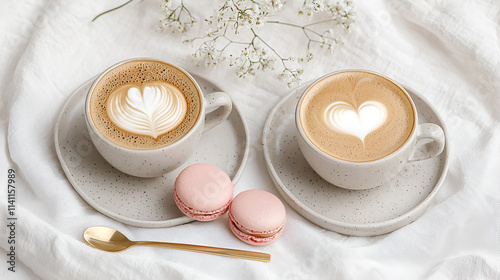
166 0 192 22
250 28 284 61
266 19 338 50
92 0 134 22
249 29 299 80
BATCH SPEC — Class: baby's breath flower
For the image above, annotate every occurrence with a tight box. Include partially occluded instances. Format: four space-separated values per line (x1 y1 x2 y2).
280 68 303 87
158 0 196 33
193 40 225 67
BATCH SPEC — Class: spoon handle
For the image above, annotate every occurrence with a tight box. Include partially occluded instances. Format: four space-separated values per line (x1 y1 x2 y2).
135 241 270 262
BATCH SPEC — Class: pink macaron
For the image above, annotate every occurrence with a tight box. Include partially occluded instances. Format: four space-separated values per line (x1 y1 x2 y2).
174 163 233 221
228 190 286 246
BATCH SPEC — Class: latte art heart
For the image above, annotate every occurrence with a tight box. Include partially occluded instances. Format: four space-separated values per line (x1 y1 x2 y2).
106 82 187 139
323 101 388 142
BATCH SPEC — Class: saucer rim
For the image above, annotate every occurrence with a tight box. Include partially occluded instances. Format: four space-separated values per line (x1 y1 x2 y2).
54 74 249 227
262 82 450 235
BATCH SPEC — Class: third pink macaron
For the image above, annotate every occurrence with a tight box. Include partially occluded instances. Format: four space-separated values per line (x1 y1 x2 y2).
228 190 286 245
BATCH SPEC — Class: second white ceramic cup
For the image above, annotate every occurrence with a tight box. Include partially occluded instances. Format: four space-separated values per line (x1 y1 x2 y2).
295 70 445 190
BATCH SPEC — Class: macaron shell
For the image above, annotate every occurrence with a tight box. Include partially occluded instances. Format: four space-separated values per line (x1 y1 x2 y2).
175 163 233 211
228 190 286 245
174 163 233 221
229 190 286 233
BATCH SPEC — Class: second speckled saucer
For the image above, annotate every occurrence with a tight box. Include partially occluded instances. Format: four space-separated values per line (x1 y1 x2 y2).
55 74 249 228
262 84 449 236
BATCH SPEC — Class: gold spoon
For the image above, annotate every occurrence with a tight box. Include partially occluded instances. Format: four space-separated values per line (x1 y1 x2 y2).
83 226 270 262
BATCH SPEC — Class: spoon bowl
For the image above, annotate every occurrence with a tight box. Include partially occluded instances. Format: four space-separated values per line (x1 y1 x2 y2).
83 226 270 262
84 226 134 252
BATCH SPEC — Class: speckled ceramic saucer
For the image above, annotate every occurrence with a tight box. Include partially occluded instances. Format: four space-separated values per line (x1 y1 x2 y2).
262 84 449 236
55 74 249 228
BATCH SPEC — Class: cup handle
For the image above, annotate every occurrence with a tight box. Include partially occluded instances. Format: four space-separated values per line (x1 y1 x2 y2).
408 123 445 162
203 92 233 132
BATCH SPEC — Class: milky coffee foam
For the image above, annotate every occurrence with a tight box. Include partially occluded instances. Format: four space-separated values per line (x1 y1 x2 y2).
89 60 201 150
106 81 187 139
299 71 415 162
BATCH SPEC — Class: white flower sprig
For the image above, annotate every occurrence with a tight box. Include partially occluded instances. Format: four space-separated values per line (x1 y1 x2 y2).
174 0 355 86
94 0 355 86
158 0 196 33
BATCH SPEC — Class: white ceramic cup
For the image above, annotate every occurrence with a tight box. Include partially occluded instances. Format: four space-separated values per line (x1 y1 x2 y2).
295 70 445 190
84 58 232 178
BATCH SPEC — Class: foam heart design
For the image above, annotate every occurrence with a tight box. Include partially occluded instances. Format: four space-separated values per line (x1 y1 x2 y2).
323 100 388 142
106 82 187 139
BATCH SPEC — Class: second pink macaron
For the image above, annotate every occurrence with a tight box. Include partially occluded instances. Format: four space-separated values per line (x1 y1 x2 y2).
174 163 233 221
228 190 286 245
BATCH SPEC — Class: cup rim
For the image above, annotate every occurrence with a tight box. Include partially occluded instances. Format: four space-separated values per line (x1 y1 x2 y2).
84 57 205 153
295 69 418 165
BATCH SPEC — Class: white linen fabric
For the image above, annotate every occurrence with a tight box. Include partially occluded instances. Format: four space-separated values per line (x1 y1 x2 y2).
1 0 499 279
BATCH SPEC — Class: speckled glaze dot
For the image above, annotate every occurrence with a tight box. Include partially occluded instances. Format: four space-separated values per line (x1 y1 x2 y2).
54 74 249 228
262 83 448 236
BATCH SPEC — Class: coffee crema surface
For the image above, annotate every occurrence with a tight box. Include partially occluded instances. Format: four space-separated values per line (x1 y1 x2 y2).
299 71 415 162
89 60 201 150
